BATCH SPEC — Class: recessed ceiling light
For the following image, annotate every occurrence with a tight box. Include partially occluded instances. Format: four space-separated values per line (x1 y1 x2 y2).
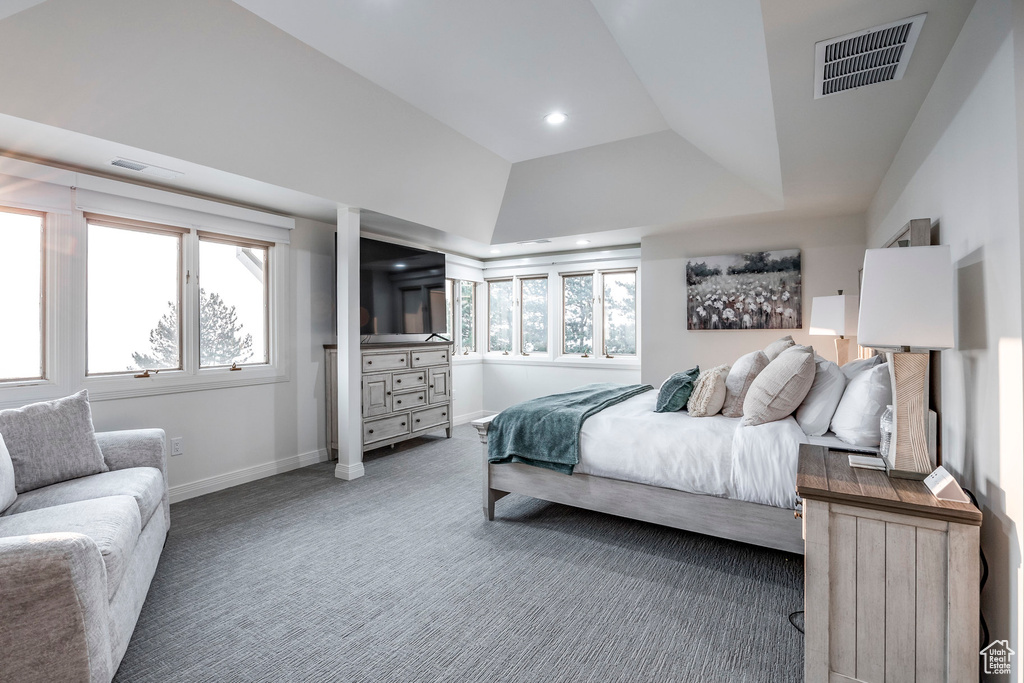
544 112 568 125
394 263 406 269
490 249 501 254
576 239 591 245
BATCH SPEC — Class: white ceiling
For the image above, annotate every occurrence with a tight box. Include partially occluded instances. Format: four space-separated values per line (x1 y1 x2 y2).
0 0 977 256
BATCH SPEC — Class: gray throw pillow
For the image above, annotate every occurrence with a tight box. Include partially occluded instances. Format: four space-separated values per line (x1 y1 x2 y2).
721 350 769 417
763 335 796 361
0 390 108 494
742 346 816 426
655 367 701 413
0 433 16 512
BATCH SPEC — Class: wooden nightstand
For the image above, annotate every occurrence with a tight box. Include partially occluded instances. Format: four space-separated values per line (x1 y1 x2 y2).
796 444 982 683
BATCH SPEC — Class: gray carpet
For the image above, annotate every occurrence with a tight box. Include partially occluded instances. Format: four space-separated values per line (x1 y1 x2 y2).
114 425 804 682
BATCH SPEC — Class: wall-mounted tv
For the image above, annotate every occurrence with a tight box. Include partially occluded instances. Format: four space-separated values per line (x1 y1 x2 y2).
360 237 447 336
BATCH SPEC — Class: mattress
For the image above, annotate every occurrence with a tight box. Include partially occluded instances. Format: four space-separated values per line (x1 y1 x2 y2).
577 392 807 509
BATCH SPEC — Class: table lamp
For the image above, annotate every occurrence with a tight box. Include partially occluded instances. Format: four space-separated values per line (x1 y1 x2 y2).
809 292 859 365
857 245 954 478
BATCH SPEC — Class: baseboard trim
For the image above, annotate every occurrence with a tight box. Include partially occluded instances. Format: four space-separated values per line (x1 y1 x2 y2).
169 448 329 504
334 460 365 480
454 410 492 426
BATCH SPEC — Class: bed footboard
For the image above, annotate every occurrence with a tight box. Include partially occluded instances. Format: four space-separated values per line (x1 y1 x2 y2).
471 414 507 520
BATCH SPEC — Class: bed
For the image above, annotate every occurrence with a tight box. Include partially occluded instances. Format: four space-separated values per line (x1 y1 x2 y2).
472 389 874 555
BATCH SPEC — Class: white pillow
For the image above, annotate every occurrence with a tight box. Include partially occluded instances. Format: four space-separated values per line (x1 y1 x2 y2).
830 362 892 447
687 365 730 417
795 356 847 436
763 335 796 361
722 350 769 418
0 433 16 513
840 354 882 381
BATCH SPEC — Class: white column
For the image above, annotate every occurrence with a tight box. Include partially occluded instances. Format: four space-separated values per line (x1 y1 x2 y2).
335 205 365 480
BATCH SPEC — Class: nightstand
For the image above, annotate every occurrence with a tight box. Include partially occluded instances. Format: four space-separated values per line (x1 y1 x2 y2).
796 444 982 682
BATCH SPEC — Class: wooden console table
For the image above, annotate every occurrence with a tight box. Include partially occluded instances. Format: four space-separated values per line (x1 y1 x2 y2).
797 444 981 682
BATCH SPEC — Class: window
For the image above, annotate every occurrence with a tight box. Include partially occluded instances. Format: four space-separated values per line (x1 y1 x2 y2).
444 279 454 339
561 268 637 358
0 207 45 382
459 280 476 353
602 271 636 356
87 215 184 375
562 273 594 356
198 234 270 367
519 276 547 354
487 279 513 353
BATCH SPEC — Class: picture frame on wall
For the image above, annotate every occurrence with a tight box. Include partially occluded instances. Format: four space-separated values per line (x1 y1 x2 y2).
686 250 802 330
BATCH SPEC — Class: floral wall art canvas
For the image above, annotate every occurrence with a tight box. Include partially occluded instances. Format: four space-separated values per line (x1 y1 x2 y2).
686 250 802 330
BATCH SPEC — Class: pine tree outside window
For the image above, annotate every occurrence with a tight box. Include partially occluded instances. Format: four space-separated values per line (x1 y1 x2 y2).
197 234 269 367
488 279 513 353
520 276 547 354
562 273 594 356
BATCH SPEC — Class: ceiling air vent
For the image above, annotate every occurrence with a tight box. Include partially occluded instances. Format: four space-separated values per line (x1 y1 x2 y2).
109 157 184 180
814 13 926 99
515 239 552 245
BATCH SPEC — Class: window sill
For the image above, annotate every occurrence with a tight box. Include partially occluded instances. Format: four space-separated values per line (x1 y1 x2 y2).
453 354 484 365
481 355 640 370
82 365 289 401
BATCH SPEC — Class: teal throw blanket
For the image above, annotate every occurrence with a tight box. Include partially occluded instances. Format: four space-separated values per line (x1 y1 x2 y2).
487 383 654 474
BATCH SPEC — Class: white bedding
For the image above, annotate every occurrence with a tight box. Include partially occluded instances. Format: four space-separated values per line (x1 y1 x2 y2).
577 391 807 509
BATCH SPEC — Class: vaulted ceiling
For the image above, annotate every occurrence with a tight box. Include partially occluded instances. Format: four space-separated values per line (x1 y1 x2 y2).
0 0 975 256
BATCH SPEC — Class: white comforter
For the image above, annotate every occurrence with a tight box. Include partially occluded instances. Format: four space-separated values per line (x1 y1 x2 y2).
577 391 807 509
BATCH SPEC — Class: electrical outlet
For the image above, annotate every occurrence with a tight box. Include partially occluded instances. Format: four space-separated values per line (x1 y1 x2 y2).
170 437 184 456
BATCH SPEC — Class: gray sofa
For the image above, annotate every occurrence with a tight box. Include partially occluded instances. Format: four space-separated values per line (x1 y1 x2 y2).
0 428 169 683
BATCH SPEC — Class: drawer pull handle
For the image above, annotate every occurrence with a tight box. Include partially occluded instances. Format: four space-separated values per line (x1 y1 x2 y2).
418 376 423 380
397 379 402 384
367 361 372 365
368 429 374 434
401 422 406 426
400 359 405 362
416 419 420 423
415 356 420 360
387 391 392 396
442 412 446 417
397 400 402 404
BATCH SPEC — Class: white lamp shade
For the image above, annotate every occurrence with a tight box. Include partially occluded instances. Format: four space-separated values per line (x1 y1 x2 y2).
857 246 955 349
809 294 859 337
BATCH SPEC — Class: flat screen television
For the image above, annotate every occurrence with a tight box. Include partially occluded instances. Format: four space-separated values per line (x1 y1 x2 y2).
360 237 447 336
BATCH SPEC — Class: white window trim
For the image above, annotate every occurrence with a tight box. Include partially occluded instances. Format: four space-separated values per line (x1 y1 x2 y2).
0 167 293 409
450 278 482 361
480 254 640 368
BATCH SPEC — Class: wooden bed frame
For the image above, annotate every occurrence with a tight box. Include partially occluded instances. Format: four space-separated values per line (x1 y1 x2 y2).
471 414 805 555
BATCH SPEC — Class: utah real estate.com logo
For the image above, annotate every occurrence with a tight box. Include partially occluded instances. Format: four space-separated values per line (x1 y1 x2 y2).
981 640 1015 676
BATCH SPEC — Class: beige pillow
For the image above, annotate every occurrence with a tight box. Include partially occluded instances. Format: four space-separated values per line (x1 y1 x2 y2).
722 350 769 417
763 335 795 361
687 365 730 417
742 346 816 426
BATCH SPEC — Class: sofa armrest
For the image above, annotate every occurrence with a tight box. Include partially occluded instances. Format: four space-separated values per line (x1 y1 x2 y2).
96 429 170 530
0 533 112 683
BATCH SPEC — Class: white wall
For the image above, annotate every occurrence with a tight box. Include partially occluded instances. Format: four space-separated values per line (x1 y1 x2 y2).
452 359 485 424
640 214 866 388
866 0 1022 663
482 362 641 414
0 0 509 243
90 217 337 501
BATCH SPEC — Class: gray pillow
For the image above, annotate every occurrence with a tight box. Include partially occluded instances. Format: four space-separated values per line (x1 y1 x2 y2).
655 367 701 413
763 335 795 361
0 433 16 512
742 346 816 426
0 391 108 494
722 350 769 417
840 354 883 380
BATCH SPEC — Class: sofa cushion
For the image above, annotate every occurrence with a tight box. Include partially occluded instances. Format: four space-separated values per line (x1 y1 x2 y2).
0 433 16 513
1 468 163 528
0 495 141 599
0 391 108 494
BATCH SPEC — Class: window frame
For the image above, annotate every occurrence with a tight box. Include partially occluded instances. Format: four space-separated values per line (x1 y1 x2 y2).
485 277 514 354
84 213 188 377
599 268 638 358
560 271 596 357
449 278 479 356
557 266 639 361
0 205 47 383
518 275 548 356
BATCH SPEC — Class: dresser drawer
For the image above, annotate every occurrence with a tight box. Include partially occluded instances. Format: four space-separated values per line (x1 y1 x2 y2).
392 390 426 410
410 348 450 367
411 404 450 432
363 413 410 444
393 370 427 389
362 352 409 372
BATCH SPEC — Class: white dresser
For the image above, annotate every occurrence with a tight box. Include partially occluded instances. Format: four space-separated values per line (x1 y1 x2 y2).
359 342 453 451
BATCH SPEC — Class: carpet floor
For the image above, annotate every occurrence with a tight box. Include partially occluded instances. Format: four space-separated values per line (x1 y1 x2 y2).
114 425 804 682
